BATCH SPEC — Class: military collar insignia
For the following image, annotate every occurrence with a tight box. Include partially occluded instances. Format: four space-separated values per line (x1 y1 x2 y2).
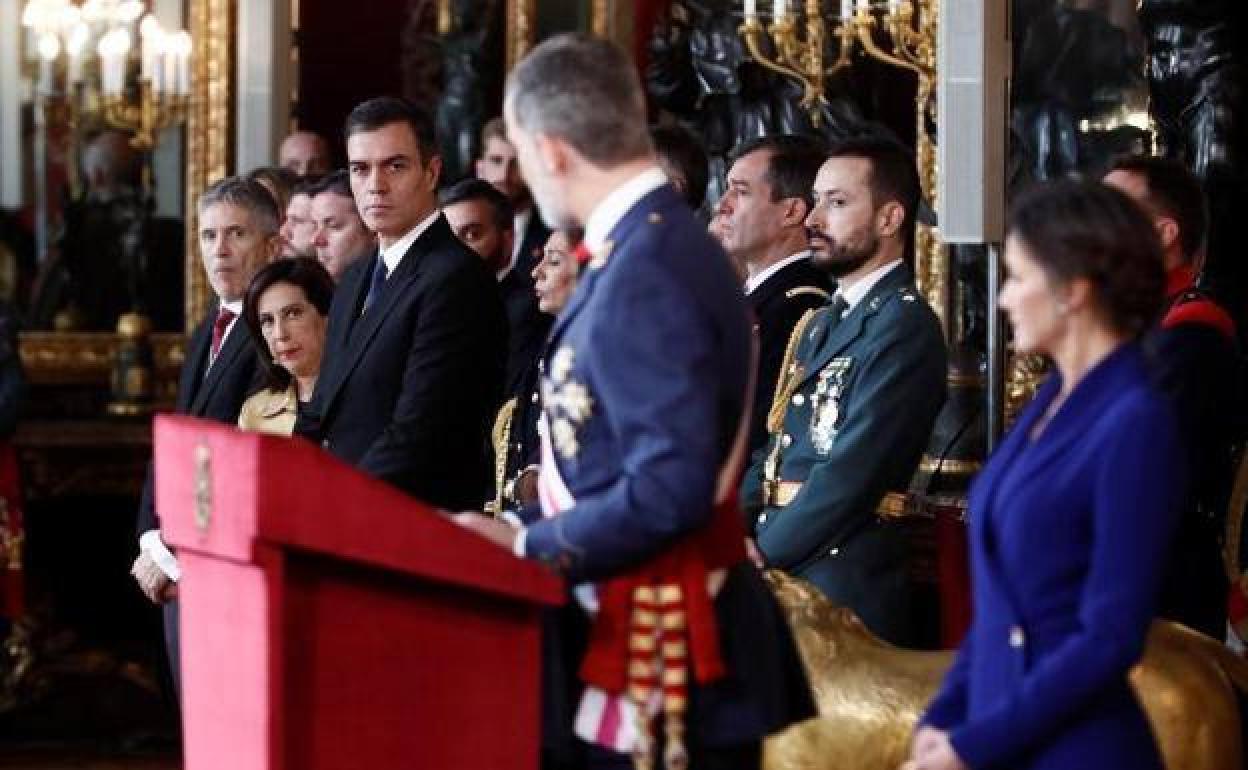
589 240 613 270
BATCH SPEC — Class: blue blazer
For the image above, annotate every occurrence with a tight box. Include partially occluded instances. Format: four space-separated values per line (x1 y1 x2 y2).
522 184 751 580
921 343 1182 769
520 184 815 748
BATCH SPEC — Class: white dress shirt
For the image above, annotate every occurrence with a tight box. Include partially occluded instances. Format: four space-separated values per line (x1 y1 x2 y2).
832 258 903 319
744 250 814 296
380 208 441 276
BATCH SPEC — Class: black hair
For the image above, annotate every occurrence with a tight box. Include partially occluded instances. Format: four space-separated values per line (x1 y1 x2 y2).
651 124 710 210
438 177 515 232
343 96 439 163
1009 178 1165 337
729 133 828 212
1106 154 1208 264
242 257 336 392
825 134 922 265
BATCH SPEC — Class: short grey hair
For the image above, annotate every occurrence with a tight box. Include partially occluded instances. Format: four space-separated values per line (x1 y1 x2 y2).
505 34 651 167
197 176 281 235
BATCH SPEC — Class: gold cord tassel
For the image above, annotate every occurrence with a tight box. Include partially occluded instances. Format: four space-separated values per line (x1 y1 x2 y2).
486 397 517 516
766 308 818 433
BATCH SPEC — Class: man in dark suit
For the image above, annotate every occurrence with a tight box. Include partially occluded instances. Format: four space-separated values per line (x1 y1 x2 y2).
454 34 814 770
295 97 506 511
741 136 947 647
440 177 553 395
130 176 279 691
717 135 833 453
476 117 551 277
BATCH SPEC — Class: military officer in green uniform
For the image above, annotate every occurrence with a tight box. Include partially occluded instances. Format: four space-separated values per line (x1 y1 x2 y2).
741 135 947 646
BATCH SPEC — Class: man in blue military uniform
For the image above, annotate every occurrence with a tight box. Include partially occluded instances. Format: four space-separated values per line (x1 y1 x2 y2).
454 33 814 770
741 136 947 647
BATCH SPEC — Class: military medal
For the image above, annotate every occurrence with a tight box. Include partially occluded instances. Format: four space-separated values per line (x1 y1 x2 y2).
544 345 595 460
809 358 851 454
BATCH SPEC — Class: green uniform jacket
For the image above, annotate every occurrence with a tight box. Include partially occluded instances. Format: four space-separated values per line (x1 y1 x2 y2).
741 263 947 645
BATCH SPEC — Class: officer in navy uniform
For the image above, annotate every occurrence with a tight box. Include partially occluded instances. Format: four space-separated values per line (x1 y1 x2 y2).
741 136 947 647
716 134 834 454
454 34 814 770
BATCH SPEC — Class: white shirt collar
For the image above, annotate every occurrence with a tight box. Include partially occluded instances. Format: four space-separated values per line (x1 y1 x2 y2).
837 258 903 313
220 299 243 316
583 167 668 258
744 250 813 296
379 209 440 276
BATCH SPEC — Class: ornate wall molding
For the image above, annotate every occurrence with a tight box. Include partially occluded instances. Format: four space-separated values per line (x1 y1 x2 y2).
18 332 185 386
506 0 536 71
185 0 235 330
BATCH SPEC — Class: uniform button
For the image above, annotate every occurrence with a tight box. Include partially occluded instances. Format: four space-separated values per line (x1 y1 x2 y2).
828 547 840 556
531 392 539 403
781 434 793 447
792 394 805 407
1008 626 1025 649
757 512 768 525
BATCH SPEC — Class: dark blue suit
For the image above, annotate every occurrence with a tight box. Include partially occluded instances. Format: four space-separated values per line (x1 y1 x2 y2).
921 343 1182 769
521 184 813 761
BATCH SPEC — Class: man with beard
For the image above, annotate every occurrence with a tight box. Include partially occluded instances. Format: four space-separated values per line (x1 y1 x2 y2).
740 136 947 647
453 34 815 770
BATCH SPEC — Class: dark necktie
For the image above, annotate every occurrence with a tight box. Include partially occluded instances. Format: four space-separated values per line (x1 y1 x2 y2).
827 294 849 327
362 254 388 315
210 306 236 361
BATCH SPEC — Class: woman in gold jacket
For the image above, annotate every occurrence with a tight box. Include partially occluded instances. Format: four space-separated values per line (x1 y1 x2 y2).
237 257 334 436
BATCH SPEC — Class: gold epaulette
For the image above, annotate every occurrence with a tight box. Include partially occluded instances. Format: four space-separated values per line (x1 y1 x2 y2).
766 308 820 434
486 397 518 516
785 286 832 302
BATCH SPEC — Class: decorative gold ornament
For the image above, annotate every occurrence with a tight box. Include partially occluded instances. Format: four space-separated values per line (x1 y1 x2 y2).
761 570 1248 770
194 442 212 536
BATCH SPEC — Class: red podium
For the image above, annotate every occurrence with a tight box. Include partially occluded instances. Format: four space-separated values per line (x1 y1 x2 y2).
155 415 564 770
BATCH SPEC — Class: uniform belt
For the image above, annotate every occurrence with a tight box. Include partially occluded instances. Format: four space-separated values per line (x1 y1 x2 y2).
764 481 915 520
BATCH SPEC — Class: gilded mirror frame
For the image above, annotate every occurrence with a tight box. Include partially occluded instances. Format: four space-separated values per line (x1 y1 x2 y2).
505 0 631 69
18 0 232 388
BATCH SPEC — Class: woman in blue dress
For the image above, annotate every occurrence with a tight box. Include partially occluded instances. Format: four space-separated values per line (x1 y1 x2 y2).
904 178 1184 770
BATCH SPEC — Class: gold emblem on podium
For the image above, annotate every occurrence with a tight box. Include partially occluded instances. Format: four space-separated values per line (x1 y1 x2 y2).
194 443 213 536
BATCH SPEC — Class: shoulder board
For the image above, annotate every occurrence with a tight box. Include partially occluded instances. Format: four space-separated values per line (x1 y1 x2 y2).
785 286 832 302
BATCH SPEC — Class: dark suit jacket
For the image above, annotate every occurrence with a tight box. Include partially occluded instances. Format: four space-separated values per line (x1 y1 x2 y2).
1145 321 1242 636
136 310 261 535
498 264 553 396
922 343 1180 769
296 215 507 511
746 255 832 453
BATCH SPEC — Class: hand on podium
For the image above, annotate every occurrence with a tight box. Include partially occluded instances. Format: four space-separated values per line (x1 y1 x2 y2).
451 512 521 553
131 551 178 604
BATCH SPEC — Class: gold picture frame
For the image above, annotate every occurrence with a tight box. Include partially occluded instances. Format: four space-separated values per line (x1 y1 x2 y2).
18 0 233 387
505 0 632 70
